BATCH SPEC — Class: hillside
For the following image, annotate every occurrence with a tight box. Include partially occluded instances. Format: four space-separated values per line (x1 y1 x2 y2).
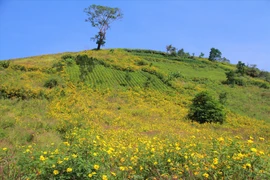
0 49 270 179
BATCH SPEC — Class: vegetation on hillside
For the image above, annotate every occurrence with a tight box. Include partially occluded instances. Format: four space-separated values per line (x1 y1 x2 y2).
0 49 269 179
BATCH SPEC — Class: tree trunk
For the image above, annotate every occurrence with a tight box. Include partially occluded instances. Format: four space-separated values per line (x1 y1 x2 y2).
97 43 101 50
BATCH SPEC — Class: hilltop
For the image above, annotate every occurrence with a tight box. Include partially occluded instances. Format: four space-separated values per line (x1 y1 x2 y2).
0 49 269 179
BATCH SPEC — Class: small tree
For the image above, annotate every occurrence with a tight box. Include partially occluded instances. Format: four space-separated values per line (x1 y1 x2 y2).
199 52 204 58
236 61 246 76
84 5 123 50
225 70 236 85
177 48 185 57
188 91 225 124
208 48 222 61
166 45 177 55
166 45 172 53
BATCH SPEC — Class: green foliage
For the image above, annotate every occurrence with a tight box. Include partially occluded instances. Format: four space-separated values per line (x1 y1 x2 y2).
124 72 131 82
199 52 204 58
11 64 27 71
0 60 10 68
225 70 247 86
166 45 177 56
219 92 228 105
123 49 167 56
143 77 152 89
188 91 226 124
208 48 222 61
225 70 237 85
246 64 259 78
218 57 230 64
52 61 65 72
236 61 246 75
84 4 123 50
0 87 48 100
258 71 270 82
75 55 96 81
61 54 74 60
44 78 59 89
136 60 148 66
177 48 185 57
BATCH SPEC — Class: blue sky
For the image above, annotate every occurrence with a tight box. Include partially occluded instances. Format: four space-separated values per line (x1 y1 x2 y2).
0 0 269 71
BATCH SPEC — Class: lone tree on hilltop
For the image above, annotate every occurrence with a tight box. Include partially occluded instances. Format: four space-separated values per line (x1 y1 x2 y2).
208 48 222 61
84 5 123 50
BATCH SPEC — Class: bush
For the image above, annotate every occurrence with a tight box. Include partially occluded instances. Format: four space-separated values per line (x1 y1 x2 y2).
61 54 74 60
64 58 75 66
44 78 58 89
188 91 225 124
0 60 10 68
11 64 27 71
136 60 148 66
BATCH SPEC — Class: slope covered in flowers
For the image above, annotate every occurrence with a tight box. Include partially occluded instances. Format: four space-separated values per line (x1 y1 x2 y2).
0 49 269 179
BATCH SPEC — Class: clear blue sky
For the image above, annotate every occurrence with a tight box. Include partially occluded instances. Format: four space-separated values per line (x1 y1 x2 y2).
0 0 269 71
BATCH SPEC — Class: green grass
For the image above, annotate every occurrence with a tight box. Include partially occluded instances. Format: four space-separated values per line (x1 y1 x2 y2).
0 48 270 179
66 64 173 92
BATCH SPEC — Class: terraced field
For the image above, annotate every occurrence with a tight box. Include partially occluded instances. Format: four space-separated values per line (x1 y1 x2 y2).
0 49 269 179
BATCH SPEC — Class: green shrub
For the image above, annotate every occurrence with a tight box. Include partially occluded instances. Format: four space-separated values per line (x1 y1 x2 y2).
0 87 48 100
11 64 27 71
52 61 65 72
136 60 148 66
61 54 74 60
0 60 10 68
219 92 228 105
188 91 225 124
44 78 58 89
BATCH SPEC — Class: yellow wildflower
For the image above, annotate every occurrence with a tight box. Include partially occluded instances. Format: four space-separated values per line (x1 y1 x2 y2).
111 172 116 176
119 166 125 171
217 137 224 142
259 151 265 155
102 175 108 180
243 163 251 169
203 173 209 178
66 168 72 172
25 149 30 153
213 158 218 165
40 155 46 161
251 148 257 153
259 137 265 141
93 164 99 170
2 148 7 151
72 154 77 158
58 160 63 164
63 142 70 146
53 170 59 175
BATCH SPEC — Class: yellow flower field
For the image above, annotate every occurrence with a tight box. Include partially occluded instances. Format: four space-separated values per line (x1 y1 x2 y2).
0 49 269 179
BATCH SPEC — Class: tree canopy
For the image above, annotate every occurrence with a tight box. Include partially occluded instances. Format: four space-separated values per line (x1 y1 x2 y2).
84 5 123 50
208 48 222 61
